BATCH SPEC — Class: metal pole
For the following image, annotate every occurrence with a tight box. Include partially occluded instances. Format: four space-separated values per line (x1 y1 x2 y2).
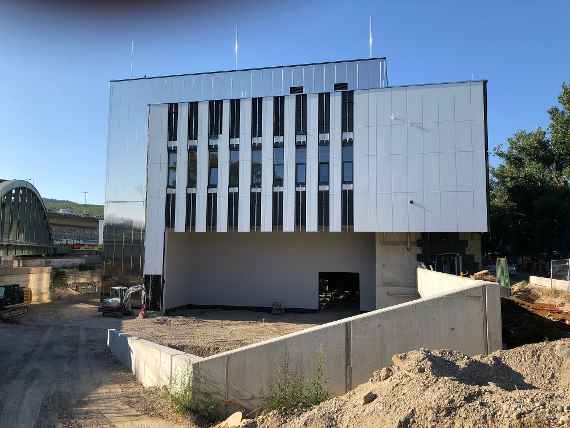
550 259 553 291
566 258 570 292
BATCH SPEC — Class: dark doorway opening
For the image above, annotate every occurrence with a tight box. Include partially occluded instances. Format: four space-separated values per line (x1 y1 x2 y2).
319 272 359 310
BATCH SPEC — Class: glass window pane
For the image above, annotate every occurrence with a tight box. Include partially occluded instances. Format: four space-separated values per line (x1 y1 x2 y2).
168 151 177 167
318 145 329 162
188 150 197 188
343 162 353 183
319 164 329 184
273 147 284 163
274 165 284 186
342 145 353 162
295 146 306 163
296 164 306 185
168 169 176 188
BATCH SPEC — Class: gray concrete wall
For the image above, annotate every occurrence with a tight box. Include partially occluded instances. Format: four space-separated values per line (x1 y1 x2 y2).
163 232 376 311
188 283 502 411
107 279 503 414
417 267 494 298
375 232 421 308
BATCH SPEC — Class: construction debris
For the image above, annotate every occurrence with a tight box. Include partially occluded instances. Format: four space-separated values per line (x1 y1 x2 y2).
254 339 570 427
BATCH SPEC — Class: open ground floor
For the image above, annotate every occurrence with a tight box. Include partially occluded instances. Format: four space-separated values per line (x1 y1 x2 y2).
157 231 483 312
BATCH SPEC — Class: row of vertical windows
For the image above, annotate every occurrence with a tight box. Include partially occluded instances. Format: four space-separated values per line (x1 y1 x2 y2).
167 91 346 142
185 193 196 231
318 143 330 185
342 144 353 184
227 192 239 231
251 146 262 188
188 147 197 188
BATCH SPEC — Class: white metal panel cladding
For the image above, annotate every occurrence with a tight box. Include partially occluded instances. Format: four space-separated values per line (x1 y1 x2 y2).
329 91 342 232
143 80 488 249
195 101 209 232
261 97 274 232
283 96 295 232
175 103 188 232
217 100 230 232
306 94 318 232
238 98 252 232
144 104 168 275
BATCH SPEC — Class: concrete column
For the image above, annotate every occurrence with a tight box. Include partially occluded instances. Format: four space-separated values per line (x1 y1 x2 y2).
175 103 188 232
306 94 318 232
195 101 209 232
238 99 252 232
217 100 230 232
261 97 273 232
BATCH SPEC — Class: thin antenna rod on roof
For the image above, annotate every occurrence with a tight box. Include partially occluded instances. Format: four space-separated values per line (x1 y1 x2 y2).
130 40 135 77
369 16 373 58
234 25 239 71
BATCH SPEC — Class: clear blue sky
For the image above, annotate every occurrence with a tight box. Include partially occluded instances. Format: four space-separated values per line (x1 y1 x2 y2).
0 0 568 205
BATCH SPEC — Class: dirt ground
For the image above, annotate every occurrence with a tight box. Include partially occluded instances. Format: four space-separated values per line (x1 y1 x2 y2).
121 306 358 357
0 291 195 428
254 339 570 428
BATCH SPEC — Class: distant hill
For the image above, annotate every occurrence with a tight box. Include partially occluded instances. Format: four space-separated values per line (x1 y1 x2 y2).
43 198 104 218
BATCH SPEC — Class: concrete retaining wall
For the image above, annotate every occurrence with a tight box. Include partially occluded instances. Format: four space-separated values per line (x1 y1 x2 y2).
529 275 570 293
108 277 502 412
417 268 495 298
107 329 203 388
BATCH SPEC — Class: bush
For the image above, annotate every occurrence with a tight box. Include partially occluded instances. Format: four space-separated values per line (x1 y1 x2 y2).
266 352 329 412
169 368 220 423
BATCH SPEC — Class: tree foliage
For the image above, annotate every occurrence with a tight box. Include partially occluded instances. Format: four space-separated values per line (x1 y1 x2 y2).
489 83 570 257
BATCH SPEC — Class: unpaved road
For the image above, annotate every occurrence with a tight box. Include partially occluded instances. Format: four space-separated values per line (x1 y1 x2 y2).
0 293 182 428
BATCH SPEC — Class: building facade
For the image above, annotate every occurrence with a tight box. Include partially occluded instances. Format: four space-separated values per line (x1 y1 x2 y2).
106 58 488 312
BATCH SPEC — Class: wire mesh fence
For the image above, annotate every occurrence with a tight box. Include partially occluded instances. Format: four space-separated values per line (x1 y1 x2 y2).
550 258 570 292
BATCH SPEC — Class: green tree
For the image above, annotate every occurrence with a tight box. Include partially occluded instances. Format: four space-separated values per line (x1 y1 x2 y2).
489 83 570 257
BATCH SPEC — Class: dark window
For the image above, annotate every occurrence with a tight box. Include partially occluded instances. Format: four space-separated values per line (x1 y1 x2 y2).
187 147 197 188
188 102 199 140
206 193 217 231
251 147 262 188
295 146 306 186
250 191 261 231
342 189 354 230
230 99 240 139
342 144 353 184
168 103 178 141
295 190 306 231
318 190 329 231
318 93 330 134
208 100 223 137
272 191 283 231
227 192 239 231
167 148 177 188
165 193 175 229
185 193 196 231
229 148 239 188
341 90 354 133
289 86 303 94
318 144 330 185
208 148 218 188
251 97 263 138
273 146 284 187
334 82 348 91
273 96 285 137
295 94 307 136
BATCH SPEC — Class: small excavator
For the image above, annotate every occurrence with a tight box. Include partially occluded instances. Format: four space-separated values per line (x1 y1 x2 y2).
98 284 146 317
0 284 31 321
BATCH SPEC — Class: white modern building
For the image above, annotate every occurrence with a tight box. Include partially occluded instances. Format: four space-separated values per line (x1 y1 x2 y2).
105 58 489 312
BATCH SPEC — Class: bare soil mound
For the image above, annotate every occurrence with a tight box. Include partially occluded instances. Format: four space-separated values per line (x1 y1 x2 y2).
254 339 570 428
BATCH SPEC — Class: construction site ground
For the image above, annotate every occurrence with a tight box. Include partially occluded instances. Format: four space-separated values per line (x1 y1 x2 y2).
121 305 359 357
0 290 197 428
